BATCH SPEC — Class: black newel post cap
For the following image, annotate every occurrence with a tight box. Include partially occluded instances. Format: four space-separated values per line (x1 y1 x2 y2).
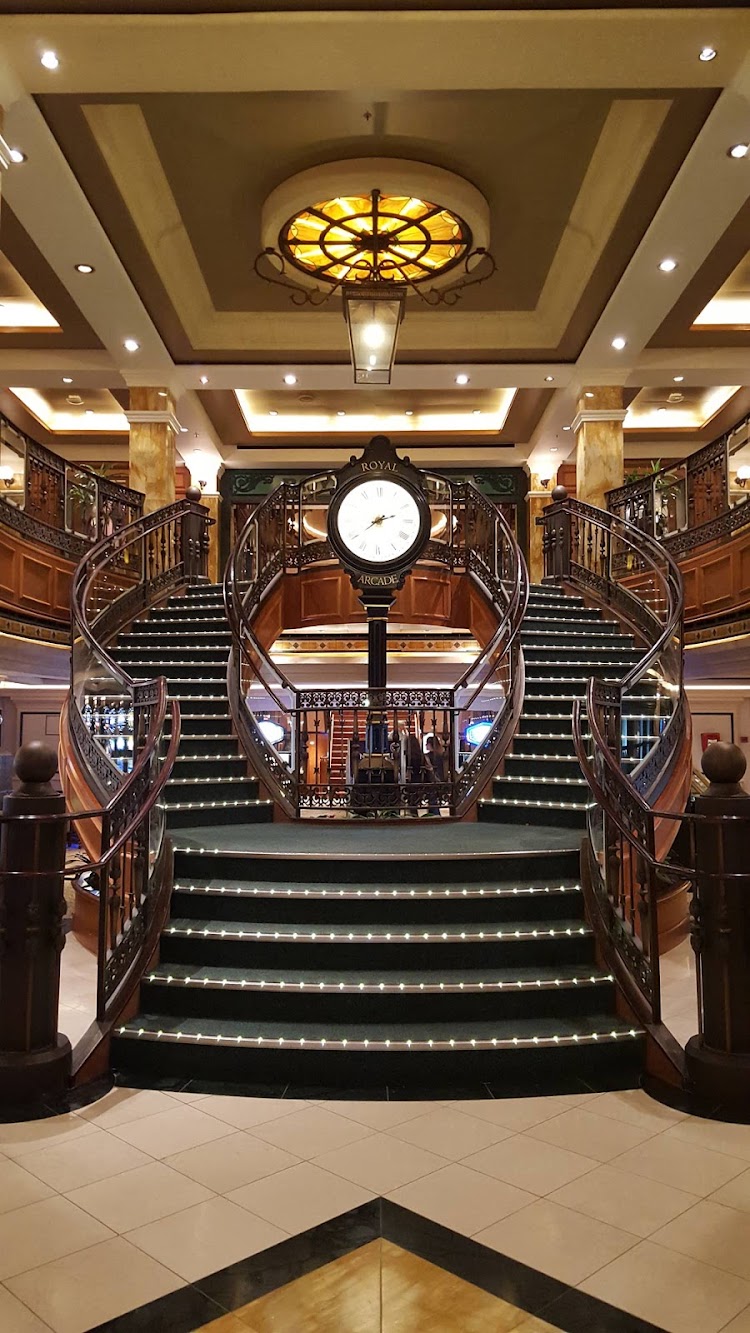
701 742 748 796
185 485 202 503
14 742 58 787
551 485 568 503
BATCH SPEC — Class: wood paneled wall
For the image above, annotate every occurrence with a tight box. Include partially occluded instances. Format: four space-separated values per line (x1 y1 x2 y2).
680 525 750 625
0 529 74 625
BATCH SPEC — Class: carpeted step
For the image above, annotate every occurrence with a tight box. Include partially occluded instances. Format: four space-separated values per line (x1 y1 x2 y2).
166 797 272 829
478 797 587 829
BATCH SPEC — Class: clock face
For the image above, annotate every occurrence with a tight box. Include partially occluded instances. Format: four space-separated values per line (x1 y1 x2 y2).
334 478 423 565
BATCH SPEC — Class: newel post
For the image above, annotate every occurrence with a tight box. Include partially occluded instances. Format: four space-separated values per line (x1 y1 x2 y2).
0 743 71 1105
182 486 210 583
685 742 750 1111
541 484 571 583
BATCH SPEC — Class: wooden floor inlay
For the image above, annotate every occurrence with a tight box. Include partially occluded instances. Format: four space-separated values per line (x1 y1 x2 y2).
196 1240 563 1333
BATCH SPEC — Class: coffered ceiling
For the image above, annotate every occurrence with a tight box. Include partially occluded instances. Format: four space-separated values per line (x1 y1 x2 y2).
0 2 749 476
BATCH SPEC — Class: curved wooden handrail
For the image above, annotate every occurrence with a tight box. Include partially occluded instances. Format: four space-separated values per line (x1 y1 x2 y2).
225 475 528 817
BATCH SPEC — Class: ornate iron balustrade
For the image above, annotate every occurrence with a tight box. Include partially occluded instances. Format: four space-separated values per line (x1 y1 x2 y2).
66 495 210 1016
542 489 688 1048
0 411 143 556
225 473 528 817
606 410 750 554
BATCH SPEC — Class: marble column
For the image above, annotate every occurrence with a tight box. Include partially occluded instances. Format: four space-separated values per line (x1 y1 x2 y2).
526 471 557 584
126 387 179 514
573 387 626 510
200 493 220 583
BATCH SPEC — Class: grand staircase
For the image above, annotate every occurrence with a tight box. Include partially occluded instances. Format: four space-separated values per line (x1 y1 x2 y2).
110 580 645 1091
480 584 654 828
113 584 272 829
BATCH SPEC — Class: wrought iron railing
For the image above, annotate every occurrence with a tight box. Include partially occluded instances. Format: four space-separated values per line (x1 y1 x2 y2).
225 473 527 817
542 489 688 1043
65 496 210 1018
0 410 143 559
605 410 750 556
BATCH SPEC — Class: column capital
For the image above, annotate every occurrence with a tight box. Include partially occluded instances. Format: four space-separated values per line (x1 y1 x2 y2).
571 407 628 434
0 134 12 172
125 409 181 434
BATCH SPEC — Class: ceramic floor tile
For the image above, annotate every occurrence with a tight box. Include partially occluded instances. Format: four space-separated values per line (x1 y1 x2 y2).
18 1132 151 1194
666 1115 750 1164
0 1284 54 1332
462 1133 597 1195
525 1108 657 1162
250 1106 375 1158
386 1107 514 1159
6 1235 183 1333
108 1104 236 1159
651 1199 750 1280
580 1239 750 1333
0 1195 113 1281
549 1162 699 1237
228 1162 374 1233
720 1306 750 1332
451 1095 590 1133
125 1195 287 1282
313 1133 447 1193
387 1161 535 1237
66 1161 214 1232
476 1198 636 1285
193 1095 310 1131
613 1130 747 1196
0 1114 99 1159
166 1130 299 1193
0 1157 55 1215
321 1100 433 1130
709 1167 750 1213
75 1087 178 1129
586 1088 687 1132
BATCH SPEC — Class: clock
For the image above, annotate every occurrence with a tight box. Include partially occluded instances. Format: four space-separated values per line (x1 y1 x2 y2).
327 443 431 578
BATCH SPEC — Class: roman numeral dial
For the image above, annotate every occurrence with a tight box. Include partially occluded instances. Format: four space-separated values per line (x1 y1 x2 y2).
333 478 423 565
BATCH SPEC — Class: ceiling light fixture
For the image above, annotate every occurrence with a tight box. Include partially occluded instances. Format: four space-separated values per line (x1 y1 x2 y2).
584 391 594 399
337 411 346 417
40 50 59 69
544 375 554 383
9 148 26 164
550 447 558 453
673 375 684 383
699 46 717 62
85 410 94 417
74 263 95 275
405 410 414 417
269 410 278 417
562 425 571 431
123 338 140 353
658 258 678 273
200 375 209 385
256 183 494 386
611 336 627 350
728 144 749 159
455 374 469 385
158 391 168 398
62 376 73 384
283 374 297 386
473 409 481 416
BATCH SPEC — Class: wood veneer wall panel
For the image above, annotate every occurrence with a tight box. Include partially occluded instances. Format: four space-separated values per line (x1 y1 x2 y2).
0 526 76 626
677 523 750 626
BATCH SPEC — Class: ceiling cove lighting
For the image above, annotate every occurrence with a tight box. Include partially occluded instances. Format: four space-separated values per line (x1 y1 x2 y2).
256 183 494 385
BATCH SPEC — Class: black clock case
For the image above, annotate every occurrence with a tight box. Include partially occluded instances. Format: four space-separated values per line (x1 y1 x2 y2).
326 435 432 581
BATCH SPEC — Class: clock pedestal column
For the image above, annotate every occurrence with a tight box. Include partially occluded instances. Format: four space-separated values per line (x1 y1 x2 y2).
361 590 395 690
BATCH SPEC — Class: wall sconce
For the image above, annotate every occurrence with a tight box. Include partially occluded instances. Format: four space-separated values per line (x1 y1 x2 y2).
0 466 15 489
539 476 552 489
736 465 750 489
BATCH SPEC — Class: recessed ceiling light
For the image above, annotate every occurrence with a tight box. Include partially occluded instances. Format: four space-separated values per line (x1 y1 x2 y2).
200 375 208 385
40 50 59 69
544 375 554 383
658 258 678 273
9 148 26 164
123 338 140 353
158 390 168 398
562 425 572 431
728 143 749 160
85 409 94 417
455 373 469 385
62 376 73 384
473 409 481 416
180 425 188 433
283 374 297 386
550 447 559 453
673 375 684 383
584 391 594 399
699 46 717 62
74 263 95 275
337 411 346 417
611 336 627 350
657 407 667 415
269 410 278 417
404 410 414 417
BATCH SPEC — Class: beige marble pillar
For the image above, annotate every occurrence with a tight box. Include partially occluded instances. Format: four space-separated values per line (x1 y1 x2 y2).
573 387 626 510
126 387 179 514
201 492 220 583
526 471 557 584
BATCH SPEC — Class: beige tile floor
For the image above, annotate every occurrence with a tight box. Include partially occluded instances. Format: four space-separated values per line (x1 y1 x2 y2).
3 1086 750 1332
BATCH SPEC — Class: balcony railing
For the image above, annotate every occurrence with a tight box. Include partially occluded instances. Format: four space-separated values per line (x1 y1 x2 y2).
225 474 528 818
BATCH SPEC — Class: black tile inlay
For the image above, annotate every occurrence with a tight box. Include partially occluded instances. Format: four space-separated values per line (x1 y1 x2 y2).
83 1196 669 1333
0 1075 114 1124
